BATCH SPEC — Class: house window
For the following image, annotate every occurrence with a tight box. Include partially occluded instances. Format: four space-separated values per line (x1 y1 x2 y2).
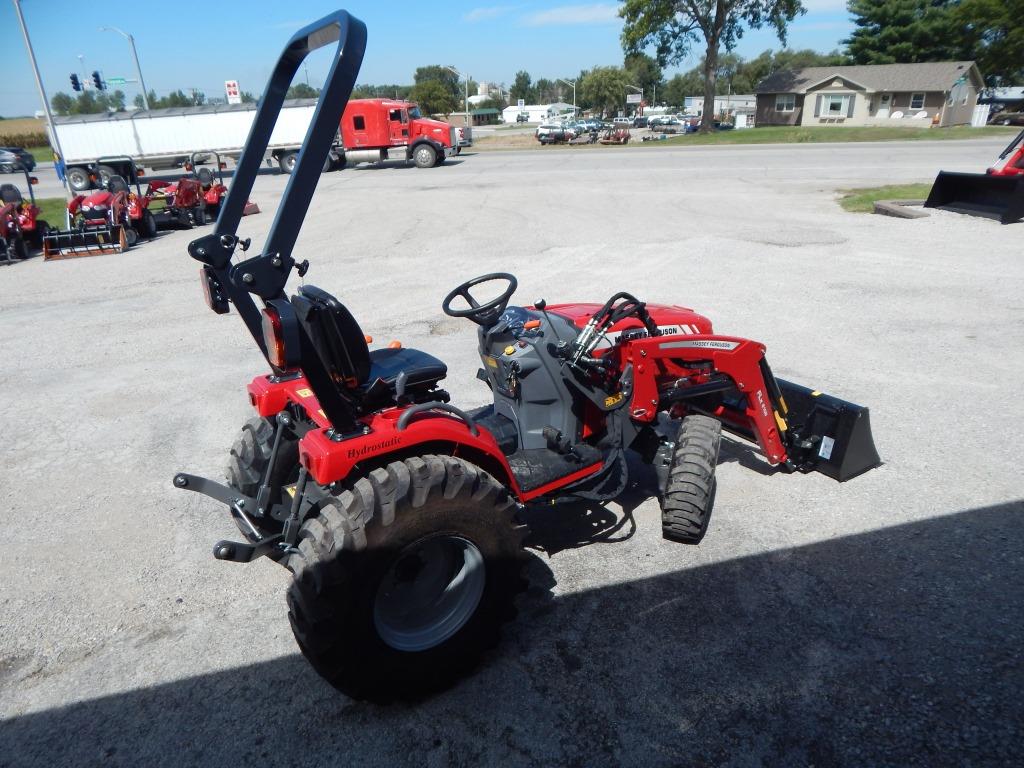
352 115 365 130
910 93 925 110
775 94 795 112
822 94 850 116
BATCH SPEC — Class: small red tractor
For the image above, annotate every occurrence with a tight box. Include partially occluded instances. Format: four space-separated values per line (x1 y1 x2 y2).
925 129 1024 224
146 152 258 229
175 11 880 700
44 157 157 258
1 168 47 263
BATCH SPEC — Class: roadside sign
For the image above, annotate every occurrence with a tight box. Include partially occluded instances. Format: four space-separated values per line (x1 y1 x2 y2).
107 76 126 85
517 98 525 110
225 80 241 105
626 93 642 104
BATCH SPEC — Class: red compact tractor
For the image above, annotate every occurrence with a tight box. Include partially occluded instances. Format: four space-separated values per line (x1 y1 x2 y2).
1 169 47 263
147 152 257 230
44 157 157 258
175 12 880 700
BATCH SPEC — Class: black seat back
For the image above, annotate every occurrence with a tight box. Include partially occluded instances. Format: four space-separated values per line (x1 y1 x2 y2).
107 175 129 194
197 167 214 186
0 184 22 204
291 285 371 387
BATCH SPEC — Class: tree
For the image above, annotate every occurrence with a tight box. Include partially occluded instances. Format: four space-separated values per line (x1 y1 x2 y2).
287 83 320 99
625 53 664 104
411 80 457 116
414 66 461 100
621 0 804 132
51 92 74 116
580 66 630 116
240 92 257 104
845 0 969 64
955 0 1024 85
662 71 704 106
510 70 536 103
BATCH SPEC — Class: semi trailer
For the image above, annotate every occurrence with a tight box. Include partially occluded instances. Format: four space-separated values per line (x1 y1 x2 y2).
50 98 469 191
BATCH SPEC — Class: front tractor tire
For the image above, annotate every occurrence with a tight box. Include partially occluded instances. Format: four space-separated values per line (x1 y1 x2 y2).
660 415 722 544
286 455 526 700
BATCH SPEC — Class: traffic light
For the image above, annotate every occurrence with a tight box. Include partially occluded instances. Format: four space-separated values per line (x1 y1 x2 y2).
91 70 104 90
70 73 81 92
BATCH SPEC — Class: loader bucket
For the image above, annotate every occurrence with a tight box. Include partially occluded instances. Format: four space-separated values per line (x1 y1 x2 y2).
43 225 129 260
776 379 881 482
924 171 1024 225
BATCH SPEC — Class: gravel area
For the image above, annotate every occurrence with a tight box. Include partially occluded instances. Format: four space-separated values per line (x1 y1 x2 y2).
1 139 1021 767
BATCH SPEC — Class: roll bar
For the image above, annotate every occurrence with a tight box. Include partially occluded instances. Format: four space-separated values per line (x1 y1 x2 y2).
186 10 367 432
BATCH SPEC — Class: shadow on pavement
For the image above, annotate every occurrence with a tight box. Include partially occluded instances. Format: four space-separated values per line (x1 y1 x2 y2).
2 500 1021 767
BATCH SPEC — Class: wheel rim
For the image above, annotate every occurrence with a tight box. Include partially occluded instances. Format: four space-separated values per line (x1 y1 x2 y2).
374 535 485 652
415 147 432 165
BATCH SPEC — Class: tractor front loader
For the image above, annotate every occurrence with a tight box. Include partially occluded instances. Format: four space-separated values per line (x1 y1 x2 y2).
925 129 1024 224
173 10 880 701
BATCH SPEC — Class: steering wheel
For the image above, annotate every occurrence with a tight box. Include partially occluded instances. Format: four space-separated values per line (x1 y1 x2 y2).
442 273 518 327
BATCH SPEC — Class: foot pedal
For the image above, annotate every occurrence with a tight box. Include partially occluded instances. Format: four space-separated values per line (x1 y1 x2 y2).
543 426 572 453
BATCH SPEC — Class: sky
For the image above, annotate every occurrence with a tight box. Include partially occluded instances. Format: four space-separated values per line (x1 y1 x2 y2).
0 0 854 117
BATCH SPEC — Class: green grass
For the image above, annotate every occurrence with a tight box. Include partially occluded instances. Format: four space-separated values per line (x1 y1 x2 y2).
26 145 51 161
837 184 933 213
34 197 70 226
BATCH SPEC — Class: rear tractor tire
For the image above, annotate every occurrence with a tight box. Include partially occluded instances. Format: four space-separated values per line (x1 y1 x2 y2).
660 415 722 544
226 415 300 514
286 455 527 700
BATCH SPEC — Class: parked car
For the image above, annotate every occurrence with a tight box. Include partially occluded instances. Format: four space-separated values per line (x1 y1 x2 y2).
516 113 530 123
632 115 649 128
612 117 631 128
0 147 36 173
535 123 577 144
988 111 1024 126
713 120 735 131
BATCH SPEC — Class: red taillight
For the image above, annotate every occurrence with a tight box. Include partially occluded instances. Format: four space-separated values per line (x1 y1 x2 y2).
262 306 287 368
200 267 229 314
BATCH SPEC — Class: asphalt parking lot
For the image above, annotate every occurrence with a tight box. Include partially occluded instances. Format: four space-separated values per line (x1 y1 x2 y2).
1 138 1021 767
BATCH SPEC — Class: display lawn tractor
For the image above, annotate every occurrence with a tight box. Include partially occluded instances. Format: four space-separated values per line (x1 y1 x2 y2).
146 152 259 230
44 157 157 259
174 11 881 701
1 169 46 263
925 129 1024 224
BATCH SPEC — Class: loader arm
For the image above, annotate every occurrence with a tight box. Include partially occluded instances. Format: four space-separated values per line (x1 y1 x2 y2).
623 334 880 481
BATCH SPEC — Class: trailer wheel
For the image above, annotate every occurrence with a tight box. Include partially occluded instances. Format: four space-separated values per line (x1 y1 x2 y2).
412 144 436 169
96 165 116 189
286 455 527 701
279 152 298 174
660 415 721 544
67 167 91 192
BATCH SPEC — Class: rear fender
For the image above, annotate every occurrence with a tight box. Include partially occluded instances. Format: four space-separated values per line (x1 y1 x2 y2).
247 374 519 492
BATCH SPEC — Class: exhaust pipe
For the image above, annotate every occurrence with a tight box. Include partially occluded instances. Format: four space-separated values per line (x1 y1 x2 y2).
776 379 881 482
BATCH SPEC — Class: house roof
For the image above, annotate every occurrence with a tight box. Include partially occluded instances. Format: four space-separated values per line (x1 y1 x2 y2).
755 62 981 94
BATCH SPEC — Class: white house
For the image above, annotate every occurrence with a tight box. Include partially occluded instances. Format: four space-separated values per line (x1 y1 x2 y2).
501 102 575 123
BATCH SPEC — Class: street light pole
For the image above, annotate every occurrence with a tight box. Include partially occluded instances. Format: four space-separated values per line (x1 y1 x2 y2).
99 25 150 110
557 78 576 116
11 0 69 195
444 66 470 128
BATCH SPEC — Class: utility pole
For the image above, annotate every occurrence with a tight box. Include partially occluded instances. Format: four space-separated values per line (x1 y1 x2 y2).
99 26 151 109
557 78 576 116
12 0 70 195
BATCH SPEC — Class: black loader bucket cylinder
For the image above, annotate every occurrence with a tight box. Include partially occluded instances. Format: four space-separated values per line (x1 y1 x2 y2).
924 171 1024 225
777 379 881 481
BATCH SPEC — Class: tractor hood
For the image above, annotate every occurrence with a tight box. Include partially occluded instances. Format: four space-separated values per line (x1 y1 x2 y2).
546 302 714 337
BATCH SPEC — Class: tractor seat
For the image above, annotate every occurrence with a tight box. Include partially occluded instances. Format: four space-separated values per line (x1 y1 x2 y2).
197 167 214 187
0 184 22 204
291 284 447 402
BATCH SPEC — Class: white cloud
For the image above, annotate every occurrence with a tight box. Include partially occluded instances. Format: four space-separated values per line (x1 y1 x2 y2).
521 4 619 27
464 6 515 22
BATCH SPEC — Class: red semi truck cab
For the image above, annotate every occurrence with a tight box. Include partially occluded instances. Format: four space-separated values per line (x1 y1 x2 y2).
339 99 461 168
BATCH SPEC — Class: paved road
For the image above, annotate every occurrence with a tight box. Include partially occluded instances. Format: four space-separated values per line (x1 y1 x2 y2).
1 140 1021 767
